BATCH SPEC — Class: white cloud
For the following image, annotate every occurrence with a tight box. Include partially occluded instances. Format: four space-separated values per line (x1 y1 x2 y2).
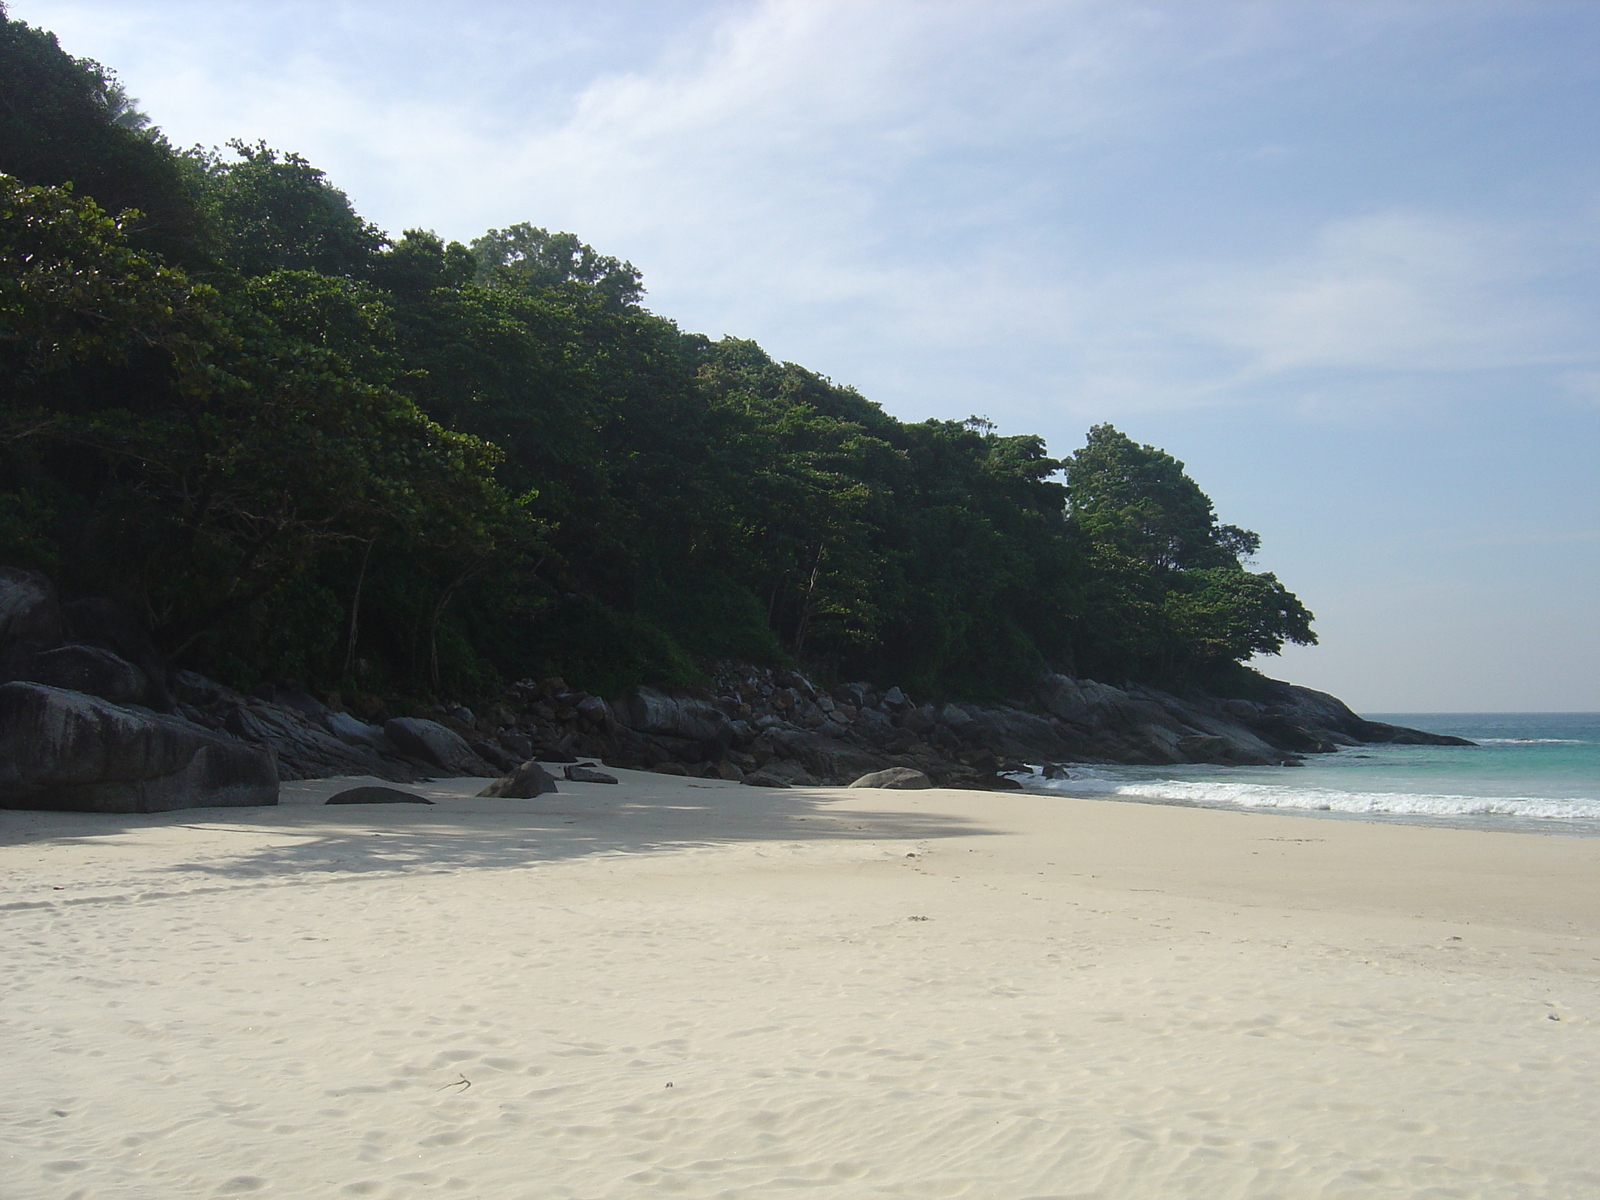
1179 211 1591 377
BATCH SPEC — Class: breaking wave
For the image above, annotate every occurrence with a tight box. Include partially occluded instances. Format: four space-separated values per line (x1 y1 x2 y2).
1019 769 1600 823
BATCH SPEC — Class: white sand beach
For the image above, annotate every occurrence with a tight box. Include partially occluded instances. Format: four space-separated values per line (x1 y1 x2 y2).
4 771 1599 1199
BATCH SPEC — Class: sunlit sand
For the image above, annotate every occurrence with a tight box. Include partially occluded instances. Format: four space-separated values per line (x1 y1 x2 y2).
5 772 1598 1198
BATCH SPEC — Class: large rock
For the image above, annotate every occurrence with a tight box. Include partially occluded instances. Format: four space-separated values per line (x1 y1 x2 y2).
8 643 152 708
323 710 384 746
849 767 932 789
1247 715 1341 754
228 702 418 781
274 689 329 718
1036 673 1089 723
1123 685 1293 766
623 687 729 743
1217 679 1473 748
470 739 521 773
1039 674 1142 727
497 731 535 760
167 671 416 781
0 682 278 812
938 703 977 733
851 706 894 738
1350 719 1476 747
61 596 172 709
576 695 610 723
0 577 172 711
769 730 892 785
479 761 560 798
384 717 497 776
0 566 64 663
1259 681 1365 732
961 706 1080 761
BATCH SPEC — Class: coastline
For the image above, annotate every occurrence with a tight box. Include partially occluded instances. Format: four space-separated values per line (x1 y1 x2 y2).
5 770 1599 1198
1013 710 1600 838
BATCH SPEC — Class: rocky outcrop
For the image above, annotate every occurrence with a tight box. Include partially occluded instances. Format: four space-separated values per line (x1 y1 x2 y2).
0 568 168 711
383 718 497 776
521 664 1475 786
13 643 152 708
62 596 173 710
625 687 728 743
1016 672 1473 766
174 673 428 782
0 565 1474 806
0 567 515 796
0 567 65 662
0 682 278 813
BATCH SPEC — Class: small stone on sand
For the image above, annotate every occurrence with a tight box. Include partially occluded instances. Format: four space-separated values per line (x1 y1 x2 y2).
326 786 433 805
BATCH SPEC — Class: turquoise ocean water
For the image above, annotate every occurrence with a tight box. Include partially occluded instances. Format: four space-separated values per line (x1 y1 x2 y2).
1015 713 1600 836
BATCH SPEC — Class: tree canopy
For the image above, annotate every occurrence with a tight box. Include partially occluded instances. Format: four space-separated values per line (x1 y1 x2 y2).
0 8 1315 703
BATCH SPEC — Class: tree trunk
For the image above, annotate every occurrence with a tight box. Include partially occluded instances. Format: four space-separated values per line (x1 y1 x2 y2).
428 558 484 693
342 537 375 679
791 546 825 659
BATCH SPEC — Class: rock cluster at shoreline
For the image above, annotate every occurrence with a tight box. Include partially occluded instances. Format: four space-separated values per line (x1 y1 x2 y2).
0 565 1471 811
237 664 1469 792
0 567 280 812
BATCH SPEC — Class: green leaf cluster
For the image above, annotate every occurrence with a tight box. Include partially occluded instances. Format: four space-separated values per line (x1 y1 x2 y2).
1063 425 1315 679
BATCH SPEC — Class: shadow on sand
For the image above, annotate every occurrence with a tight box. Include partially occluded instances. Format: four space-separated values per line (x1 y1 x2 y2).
0 773 1000 888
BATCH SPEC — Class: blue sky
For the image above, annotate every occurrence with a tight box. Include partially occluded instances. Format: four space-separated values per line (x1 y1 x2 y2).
18 0 1598 710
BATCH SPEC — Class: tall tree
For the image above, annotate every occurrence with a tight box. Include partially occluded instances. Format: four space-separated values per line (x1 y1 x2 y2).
0 8 210 264
1065 424 1258 571
198 141 386 278
1064 424 1313 679
0 178 534 659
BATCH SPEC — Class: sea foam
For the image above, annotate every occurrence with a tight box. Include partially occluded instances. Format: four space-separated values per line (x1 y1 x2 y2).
1019 770 1600 823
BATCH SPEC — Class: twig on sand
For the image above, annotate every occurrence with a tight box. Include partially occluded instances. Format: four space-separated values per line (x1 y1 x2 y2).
439 1074 471 1091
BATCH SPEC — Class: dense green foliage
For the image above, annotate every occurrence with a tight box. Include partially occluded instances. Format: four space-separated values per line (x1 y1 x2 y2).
0 9 1315 702
0 8 209 264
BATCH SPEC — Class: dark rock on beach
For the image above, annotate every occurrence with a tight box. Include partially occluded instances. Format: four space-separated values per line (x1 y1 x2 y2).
0 682 278 813
11 642 153 708
0 570 168 711
384 718 497 777
326 786 433 805
625 687 730 744
470 739 522 773
741 769 792 788
479 761 560 798
0 567 65 663
175 672 428 782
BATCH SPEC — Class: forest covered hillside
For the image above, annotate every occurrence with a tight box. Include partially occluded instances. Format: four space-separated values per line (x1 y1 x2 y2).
0 7 1315 708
